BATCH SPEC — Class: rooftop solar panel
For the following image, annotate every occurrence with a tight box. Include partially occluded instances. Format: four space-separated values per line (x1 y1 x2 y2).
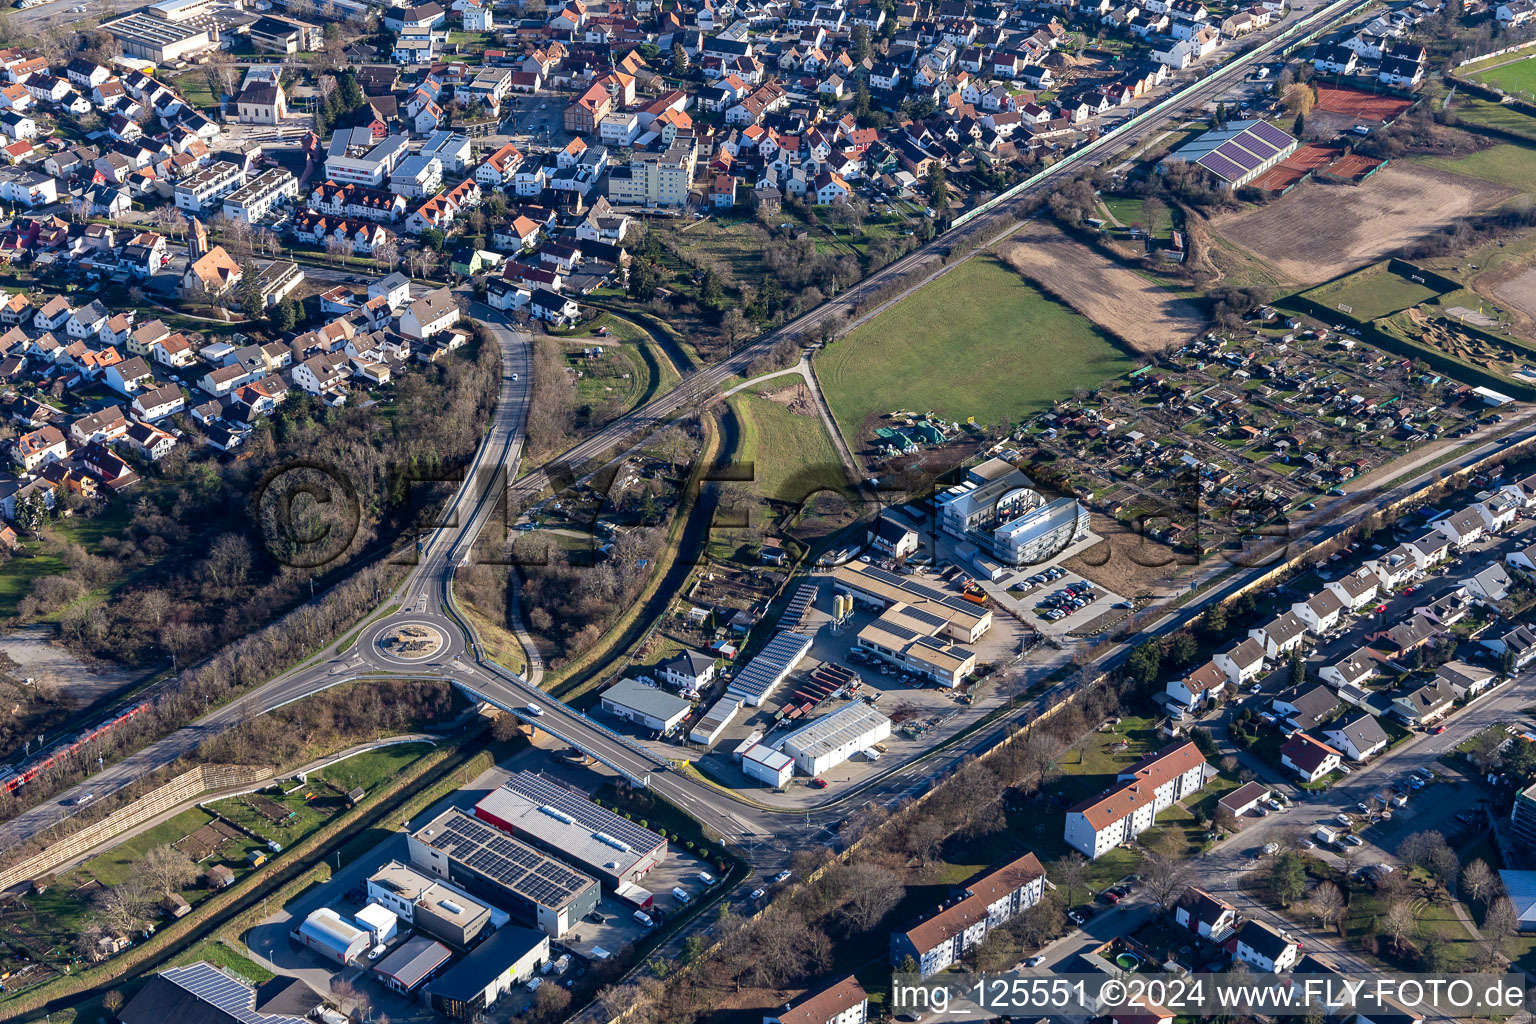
413 809 596 910
1218 142 1260 171
1198 151 1246 182
1232 134 1275 160
503 772 663 852
1248 120 1294 150
902 605 948 629
161 963 310 1024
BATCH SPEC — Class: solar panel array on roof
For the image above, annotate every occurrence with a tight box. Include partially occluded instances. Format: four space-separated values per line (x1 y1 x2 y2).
874 619 919 642
419 810 595 909
503 771 664 854
1249 120 1294 150
1198 151 1247 183
1219 144 1260 171
783 583 819 622
159 963 309 1024
727 630 813 704
901 604 948 631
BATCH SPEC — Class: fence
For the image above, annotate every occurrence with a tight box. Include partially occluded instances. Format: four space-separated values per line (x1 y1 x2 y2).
0 763 273 892
1456 38 1536 69
946 0 1374 233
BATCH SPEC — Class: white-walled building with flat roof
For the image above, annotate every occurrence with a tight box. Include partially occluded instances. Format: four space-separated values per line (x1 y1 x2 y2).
599 677 691 734
778 701 892 776
742 743 794 787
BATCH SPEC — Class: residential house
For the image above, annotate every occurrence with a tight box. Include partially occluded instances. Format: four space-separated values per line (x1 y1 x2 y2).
1326 566 1380 613
1212 637 1265 686
1173 886 1236 941
1248 611 1309 660
1271 683 1338 731
1318 647 1378 690
1432 507 1486 549
1390 679 1456 727
887 852 1046 975
1165 659 1227 712
1323 715 1388 762
1278 732 1342 783
1232 920 1301 973
1435 660 1495 700
1292 589 1345 635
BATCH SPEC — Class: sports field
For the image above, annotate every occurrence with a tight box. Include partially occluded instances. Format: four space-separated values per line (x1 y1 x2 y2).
1471 54 1536 95
817 257 1135 444
1305 262 1444 321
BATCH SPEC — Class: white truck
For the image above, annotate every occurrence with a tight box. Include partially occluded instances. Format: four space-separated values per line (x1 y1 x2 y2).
1315 825 1339 845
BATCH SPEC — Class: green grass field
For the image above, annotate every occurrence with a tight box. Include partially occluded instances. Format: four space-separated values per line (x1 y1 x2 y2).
1454 97 1536 142
1306 263 1445 320
1472 54 1536 96
727 389 850 508
1413 144 1536 192
817 257 1135 444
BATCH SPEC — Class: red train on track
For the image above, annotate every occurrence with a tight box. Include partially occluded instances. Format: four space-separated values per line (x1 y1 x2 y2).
0 701 151 793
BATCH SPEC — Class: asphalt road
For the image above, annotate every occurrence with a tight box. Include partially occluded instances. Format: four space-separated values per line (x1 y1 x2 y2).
0 0 1407 860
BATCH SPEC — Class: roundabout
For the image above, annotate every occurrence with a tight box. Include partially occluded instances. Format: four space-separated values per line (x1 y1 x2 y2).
376 621 447 663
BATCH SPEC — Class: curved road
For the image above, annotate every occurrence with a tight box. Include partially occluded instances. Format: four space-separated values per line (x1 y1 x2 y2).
1 0 1395 856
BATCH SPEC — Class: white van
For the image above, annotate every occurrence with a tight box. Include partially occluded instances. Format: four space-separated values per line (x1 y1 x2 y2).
698 871 716 885
672 887 693 904
633 910 654 927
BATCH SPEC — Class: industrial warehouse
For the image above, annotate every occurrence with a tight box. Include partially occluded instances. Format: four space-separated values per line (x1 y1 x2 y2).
472 771 668 890
407 808 601 938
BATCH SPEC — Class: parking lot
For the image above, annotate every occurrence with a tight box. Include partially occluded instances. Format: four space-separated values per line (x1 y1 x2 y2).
499 94 571 151
242 748 721 1020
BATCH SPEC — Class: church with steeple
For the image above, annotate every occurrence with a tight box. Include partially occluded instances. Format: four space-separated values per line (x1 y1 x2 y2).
180 216 243 299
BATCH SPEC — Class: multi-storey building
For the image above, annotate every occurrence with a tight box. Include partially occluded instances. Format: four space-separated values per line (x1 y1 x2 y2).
889 852 1046 975
173 159 245 212
220 167 296 224
1064 741 1208 858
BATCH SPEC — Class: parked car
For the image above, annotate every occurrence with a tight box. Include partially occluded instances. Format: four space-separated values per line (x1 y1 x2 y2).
1025 954 1047 967
1343 834 1364 847
774 870 792 883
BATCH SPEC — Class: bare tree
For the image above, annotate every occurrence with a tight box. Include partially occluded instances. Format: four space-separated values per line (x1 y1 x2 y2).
142 845 197 898
1383 900 1417 950
1140 852 1189 910
374 237 400 272
837 862 903 932
325 233 351 267
1462 858 1498 905
94 878 153 935
1052 853 1090 908
1308 880 1345 933
1485 895 1517 943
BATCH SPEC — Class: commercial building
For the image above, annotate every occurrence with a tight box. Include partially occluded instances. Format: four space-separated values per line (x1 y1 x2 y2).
325 128 409 187
173 160 245 213
607 142 696 207
367 860 507 948
889 852 1046 976
777 701 892 776
104 12 217 62
245 13 320 52
1161 119 1297 189
1064 741 1208 859
833 560 990 687
373 934 453 995
766 974 870 1024
1512 779 1536 851
689 697 741 747
291 907 369 964
426 925 550 1020
391 152 444 198
408 808 600 938
935 457 1089 566
742 742 795 787
726 630 814 707
120 963 321 1024
599 677 691 734
220 167 296 224
474 771 668 890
